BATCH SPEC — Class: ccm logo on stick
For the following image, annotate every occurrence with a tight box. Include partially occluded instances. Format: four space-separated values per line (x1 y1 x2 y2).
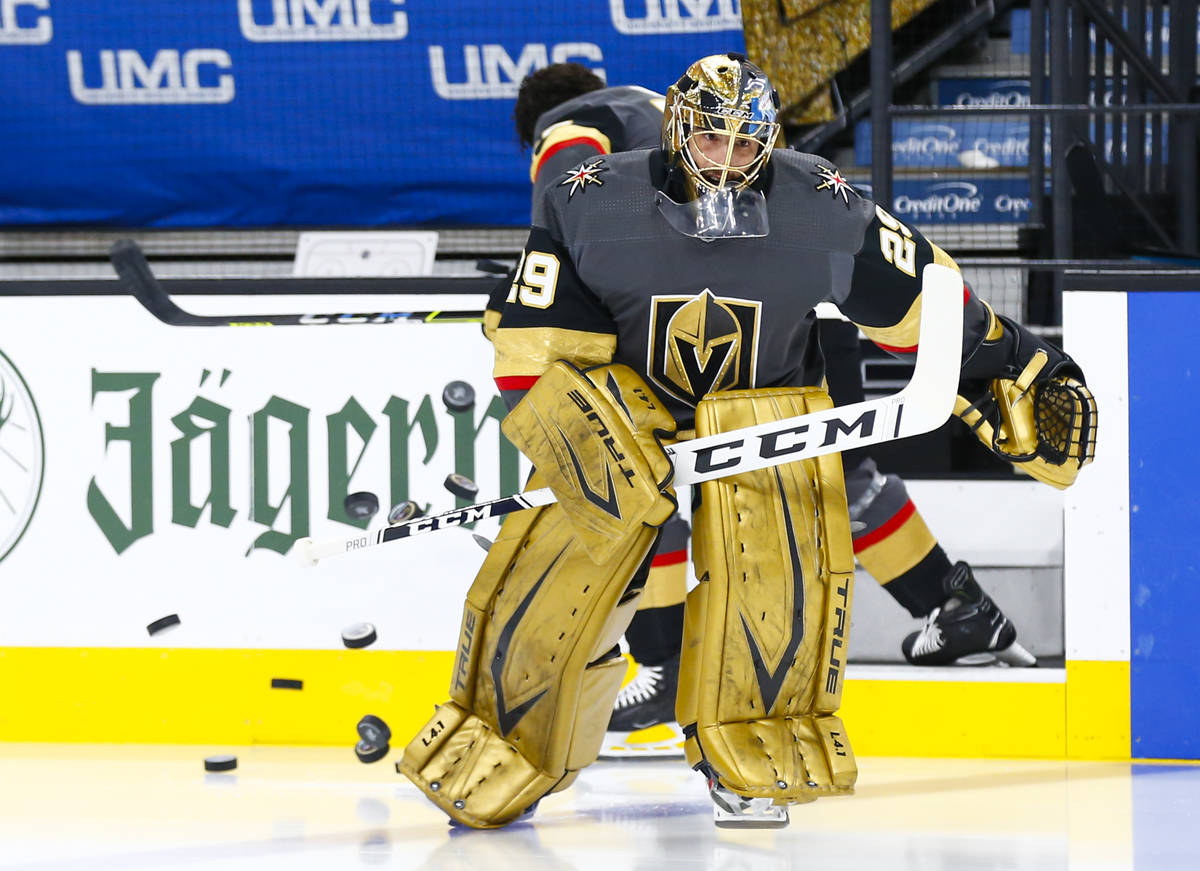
693 410 877 474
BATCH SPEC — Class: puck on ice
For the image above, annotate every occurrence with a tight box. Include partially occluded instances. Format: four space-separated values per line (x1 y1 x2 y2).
441 380 475 412
387 501 423 525
355 739 388 764
444 473 479 500
341 622 377 649
357 714 392 746
204 754 237 772
146 614 181 636
343 491 380 521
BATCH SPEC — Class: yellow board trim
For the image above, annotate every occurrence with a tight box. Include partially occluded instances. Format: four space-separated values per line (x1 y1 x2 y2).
0 647 452 745
0 649 1134 761
1066 659 1130 760
841 675 1067 758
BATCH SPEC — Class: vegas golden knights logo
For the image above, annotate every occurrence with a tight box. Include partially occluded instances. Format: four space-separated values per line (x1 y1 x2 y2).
647 289 760 407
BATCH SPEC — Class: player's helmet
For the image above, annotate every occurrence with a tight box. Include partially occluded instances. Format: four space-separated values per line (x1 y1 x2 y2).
662 54 781 195
658 54 781 240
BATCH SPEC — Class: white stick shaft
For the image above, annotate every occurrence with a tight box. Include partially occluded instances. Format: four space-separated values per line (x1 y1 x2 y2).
294 263 962 566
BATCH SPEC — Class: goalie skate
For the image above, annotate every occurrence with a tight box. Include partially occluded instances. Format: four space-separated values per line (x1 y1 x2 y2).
708 778 789 829
902 562 1037 667
598 654 685 759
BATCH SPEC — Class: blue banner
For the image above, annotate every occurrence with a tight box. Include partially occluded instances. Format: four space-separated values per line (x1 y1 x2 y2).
0 1 745 228
854 118 1039 170
847 175 1034 224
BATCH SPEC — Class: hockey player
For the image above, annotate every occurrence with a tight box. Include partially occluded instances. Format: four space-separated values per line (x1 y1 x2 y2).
401 54 1096 828
502 63 1042 759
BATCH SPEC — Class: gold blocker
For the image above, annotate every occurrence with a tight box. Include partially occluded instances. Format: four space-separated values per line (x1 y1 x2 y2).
677 387 858 808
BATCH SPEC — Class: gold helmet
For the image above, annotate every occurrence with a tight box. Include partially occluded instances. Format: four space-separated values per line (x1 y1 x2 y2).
662 53 781 196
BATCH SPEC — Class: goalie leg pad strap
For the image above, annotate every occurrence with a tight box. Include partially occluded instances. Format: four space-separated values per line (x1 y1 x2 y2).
501 362 678 564
677 387 857 802
398 473 657 828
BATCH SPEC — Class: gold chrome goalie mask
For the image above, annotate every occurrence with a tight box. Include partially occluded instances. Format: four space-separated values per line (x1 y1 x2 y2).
658 54 781 241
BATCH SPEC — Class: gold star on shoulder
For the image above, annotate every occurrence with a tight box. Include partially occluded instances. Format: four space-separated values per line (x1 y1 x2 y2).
559 159 607 199
812 164 860 207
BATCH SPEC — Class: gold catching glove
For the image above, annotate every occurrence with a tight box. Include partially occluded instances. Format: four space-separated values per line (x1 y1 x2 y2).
956 349 1097 489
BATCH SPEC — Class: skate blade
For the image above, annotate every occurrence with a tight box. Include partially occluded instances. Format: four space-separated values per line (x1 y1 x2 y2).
597 722 685 760
713 798 789 829
994 640 1037 667
951 641 1038 668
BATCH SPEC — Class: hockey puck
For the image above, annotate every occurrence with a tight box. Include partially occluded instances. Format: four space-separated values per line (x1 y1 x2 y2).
441 380 475 412
204 754 237 772
341 622 377 649
271 678 303 690
387 500 423 525
355 739 389 764
444 473 479 500
146 614 181 636
357 714 392 746
344 491 380 521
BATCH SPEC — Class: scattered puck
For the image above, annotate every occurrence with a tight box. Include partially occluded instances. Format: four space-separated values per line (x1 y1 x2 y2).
441 380 476 412
146 614 181 636
471 534 492 552
344 491 380 521
355 739 389 764
204 754 237 772
387 500 423 525
341 622 378 649
444 473 479 500
357 714 392 746
271 678 303 690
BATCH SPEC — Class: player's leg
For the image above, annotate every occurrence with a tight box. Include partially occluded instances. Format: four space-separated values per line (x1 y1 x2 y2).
820 318 1034 667
847 456 1035 666
677 386 857 827
601 514 688 758
398 362 677 828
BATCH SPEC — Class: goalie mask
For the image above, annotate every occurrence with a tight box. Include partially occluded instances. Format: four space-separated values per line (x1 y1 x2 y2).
658 53 781 240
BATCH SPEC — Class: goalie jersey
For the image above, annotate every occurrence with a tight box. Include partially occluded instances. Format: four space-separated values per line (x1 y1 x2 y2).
493 147 1001 431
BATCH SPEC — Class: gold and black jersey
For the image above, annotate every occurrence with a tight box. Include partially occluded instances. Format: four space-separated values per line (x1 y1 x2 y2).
486 86 666 325
494 147 999 430
529 86 665 211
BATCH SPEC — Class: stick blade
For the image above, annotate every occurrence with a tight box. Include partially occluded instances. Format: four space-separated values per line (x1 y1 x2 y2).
109 239 188 324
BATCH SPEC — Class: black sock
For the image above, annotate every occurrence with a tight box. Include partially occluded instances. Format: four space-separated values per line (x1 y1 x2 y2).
625 603 685 666
881 545 955 617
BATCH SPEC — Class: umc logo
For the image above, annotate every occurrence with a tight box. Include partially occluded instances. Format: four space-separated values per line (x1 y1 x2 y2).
238 0 407 42
431 43 604 100
0 0 50 45
68 49 234 105
610 0 741 35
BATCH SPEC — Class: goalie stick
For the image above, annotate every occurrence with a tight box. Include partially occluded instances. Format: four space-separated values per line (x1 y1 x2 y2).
109 239 485 327
294 263 963 566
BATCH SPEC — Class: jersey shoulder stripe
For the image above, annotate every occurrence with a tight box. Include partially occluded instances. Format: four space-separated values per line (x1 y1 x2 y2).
531 121 612 182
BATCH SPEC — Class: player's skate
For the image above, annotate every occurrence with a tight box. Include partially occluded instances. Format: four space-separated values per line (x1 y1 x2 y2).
706 773 789 829
598 653 685 759
902 562 1036 666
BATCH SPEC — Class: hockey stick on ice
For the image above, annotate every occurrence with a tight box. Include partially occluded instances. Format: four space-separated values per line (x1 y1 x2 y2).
109 239 485 327
294 263 964 566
